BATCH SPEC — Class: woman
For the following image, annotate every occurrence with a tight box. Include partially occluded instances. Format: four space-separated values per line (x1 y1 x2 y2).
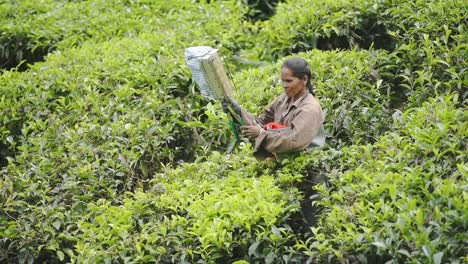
227 57 325 161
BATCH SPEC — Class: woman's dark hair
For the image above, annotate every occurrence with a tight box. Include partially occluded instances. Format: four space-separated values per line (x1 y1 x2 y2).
282 57 315 96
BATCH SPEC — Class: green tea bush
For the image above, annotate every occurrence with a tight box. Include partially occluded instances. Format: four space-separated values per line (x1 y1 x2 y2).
242 0 284 21
0 0 251 169
1 0 466 263
251 0 466 107
0 0 253 164
0 0 253 70
0 1 253 261
298 94 467 263
65 149 302 263
381 0 467 106
251 0 395 61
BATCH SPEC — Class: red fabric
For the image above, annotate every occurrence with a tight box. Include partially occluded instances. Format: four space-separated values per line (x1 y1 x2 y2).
262 122 288 160
263 122 288 130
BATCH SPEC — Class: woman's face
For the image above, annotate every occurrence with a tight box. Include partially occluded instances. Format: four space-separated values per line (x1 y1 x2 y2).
281 67 307 99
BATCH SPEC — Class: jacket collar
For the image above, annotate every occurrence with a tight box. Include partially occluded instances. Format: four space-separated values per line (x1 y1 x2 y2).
281 90 311 108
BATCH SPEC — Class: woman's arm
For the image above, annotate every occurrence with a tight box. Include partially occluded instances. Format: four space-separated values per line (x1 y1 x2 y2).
256 106 323 153
255 103 275 126
239 97 278 127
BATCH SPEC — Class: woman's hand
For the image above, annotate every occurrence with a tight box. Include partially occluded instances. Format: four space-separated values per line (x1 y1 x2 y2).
221 97 242 116
240 124 263 139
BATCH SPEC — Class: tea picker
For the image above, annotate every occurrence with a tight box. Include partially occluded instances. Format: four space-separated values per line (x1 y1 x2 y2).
184 46 243 153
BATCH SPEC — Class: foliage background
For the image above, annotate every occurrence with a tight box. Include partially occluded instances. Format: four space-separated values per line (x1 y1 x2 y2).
0 0 466 263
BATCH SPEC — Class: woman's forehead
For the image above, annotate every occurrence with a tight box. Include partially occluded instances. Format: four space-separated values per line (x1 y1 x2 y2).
281 67 295 78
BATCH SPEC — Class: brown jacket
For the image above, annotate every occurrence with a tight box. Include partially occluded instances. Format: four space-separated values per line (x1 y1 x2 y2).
241 91 325 160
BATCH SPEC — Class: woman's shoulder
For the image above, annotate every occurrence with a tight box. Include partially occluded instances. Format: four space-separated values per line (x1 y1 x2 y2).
275 93 289 102
301 93 323 113
269 93 289 107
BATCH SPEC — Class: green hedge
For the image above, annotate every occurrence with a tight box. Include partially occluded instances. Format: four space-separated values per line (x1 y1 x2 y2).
69 150 294 263
0 0 466 263
0 0 253 70
297 94 467 263
0 0 251 168
251 0 466 106
383 0 467 106
0 1 252 261
251 0 394 60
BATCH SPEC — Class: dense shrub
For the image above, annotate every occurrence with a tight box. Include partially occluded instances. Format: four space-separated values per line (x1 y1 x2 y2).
0 1 251 261
251 0 466 107
0 0 253 70
45 150 301 263
0 0 466 263
297 94 467 263
251 0 395 61
0 0 251 169
381 0 467 106
242 0 284 21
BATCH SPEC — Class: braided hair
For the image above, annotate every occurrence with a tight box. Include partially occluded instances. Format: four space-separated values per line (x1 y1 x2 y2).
282 57 315 96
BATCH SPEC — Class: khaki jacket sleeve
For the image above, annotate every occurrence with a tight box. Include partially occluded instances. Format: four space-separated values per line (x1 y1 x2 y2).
255 106 324 154
239 98 278 126
256 102 276 126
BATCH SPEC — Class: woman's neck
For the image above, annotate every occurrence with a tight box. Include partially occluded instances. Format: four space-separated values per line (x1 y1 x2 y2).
291 89 307 102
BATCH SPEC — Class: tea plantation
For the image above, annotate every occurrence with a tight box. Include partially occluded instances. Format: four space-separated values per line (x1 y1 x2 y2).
0 0 466 263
